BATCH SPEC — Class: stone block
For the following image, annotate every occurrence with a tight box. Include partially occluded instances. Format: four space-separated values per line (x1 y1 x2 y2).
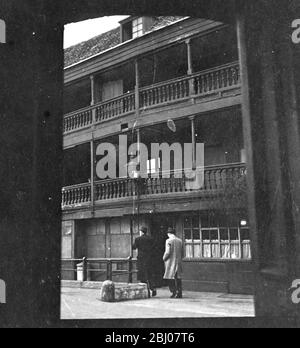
100 280 115 302
115 283 148 301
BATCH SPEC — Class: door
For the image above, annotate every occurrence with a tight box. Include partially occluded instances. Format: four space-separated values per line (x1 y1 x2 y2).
101 79 123 101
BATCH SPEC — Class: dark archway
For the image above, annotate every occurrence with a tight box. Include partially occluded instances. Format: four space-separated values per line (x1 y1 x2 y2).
0 0 299 327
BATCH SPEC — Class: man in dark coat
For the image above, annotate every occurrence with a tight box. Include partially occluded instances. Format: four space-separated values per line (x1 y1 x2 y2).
133 226 157 297
163 227 184 298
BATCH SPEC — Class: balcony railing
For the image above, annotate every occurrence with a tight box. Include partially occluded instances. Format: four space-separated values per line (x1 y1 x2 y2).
62 182 91 206
95 92 135 123
62 163 246 208
63 62 240 134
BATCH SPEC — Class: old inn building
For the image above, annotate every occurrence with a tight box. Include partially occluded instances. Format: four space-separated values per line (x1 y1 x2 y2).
61 16 254 294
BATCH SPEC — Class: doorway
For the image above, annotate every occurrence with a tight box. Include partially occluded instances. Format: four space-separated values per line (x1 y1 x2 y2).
150 214 176 287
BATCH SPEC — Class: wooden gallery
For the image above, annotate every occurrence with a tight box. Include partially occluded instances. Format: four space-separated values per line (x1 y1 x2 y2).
61 16 254 294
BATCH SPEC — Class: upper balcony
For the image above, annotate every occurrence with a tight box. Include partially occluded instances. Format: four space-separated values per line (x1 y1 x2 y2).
63 23 241 148
63 61 241 138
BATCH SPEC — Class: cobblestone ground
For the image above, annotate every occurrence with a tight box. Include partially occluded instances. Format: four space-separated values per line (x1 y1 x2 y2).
61 287 255 319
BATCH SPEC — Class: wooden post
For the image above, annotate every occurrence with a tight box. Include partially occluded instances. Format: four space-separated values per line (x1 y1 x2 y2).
128 258 133 283
186 39 195 96
135 59 141 157
134 59 141 232
90 138 95 215
236 4 260 274
82 257 88 282
189 116 196 169
90 75 96 123
90 75 95 106
186 39 193 75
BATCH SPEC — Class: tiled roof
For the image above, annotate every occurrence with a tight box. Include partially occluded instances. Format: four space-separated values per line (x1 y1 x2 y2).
64 16 185 68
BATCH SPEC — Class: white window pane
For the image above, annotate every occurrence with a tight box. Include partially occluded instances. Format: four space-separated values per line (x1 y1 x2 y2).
203 243 211 258
185 244 193 258
194 244 202 258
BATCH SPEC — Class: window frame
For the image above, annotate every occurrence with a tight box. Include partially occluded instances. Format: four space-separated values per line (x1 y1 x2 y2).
183 213 252 261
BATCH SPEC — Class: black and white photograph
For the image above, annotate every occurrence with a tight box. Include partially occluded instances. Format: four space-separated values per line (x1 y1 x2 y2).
0 0 300 329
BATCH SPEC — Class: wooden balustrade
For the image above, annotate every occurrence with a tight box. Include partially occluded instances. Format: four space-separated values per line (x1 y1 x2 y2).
95 178 138 201
95 92 135 123
62 183 91 206
140 76 190 108
64 107 93 133
62 163 246 207
193 63 240 95
63 62 240 134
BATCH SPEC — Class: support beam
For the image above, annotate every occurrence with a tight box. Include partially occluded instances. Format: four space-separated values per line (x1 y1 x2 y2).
90 138 95 215
186 39 195 96
90 75 95 106
90 75 96 123
135 59 141 163
189 116 196 169
186 39 193 75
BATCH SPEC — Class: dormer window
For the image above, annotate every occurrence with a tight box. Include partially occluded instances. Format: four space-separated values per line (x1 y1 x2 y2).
132 17 143 38
120 17 155 43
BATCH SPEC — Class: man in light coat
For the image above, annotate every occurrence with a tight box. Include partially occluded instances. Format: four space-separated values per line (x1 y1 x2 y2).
163 227 184 298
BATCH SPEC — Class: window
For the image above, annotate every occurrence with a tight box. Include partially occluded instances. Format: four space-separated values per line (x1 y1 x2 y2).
184 212 251 260
132 17 144 38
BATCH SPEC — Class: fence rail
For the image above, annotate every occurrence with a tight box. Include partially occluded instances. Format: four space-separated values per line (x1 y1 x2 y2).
63 62 240 134
62 163 246 207
61 257 137 283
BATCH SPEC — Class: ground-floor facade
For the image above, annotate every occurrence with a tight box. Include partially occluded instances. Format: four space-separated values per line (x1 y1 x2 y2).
62 208 254 295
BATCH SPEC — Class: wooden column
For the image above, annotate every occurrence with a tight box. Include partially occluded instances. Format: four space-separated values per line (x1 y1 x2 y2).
134 59 141 233
189 116 196 169
186 39 195 96
90 75 96 123
135 59 141 153
90 75 95 106
90 138 95 215
186 39 193 75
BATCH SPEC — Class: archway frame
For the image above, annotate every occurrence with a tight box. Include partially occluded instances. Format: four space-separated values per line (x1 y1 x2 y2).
0 0 299 326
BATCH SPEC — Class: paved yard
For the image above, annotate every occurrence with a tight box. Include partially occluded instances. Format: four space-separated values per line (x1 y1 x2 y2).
61 287 255 319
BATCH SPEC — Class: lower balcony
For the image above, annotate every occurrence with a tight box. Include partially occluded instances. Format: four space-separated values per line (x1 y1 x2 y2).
62 163 247 211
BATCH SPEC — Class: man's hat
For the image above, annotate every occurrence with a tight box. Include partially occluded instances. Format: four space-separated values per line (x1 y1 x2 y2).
140 226 148 234
167 227 175 234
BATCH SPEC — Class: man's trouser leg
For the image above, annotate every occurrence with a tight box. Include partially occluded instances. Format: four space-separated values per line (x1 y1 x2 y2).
175 273 183 297
169 279 176 295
